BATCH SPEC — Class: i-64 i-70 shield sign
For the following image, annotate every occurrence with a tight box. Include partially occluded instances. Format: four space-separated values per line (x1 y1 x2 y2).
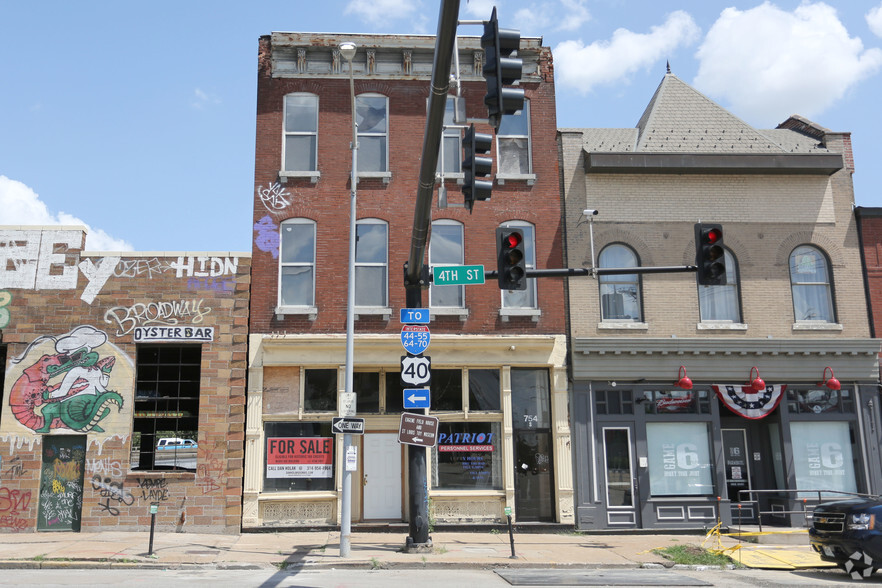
400 355 431 388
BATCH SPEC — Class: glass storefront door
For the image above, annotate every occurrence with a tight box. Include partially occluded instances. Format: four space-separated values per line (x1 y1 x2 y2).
602 425 639 527
511 369 554 522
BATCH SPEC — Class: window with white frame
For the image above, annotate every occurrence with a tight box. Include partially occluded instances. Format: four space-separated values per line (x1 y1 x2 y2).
279 219 316 308
282 94 318 172
437 96 461 175
497 100 531 177
355 219 388 308
789 245 835 322
500 221 537 309
356 94 388 173
598 244 642 322
429 220 464 308
698 249 741 322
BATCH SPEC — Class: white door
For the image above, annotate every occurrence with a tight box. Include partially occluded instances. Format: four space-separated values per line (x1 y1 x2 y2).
363 433 402 520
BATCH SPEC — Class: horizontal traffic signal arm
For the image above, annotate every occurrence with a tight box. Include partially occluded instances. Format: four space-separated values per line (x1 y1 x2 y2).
426 265 699 283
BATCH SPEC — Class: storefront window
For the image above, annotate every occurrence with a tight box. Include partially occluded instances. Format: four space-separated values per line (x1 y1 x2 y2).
511 368 550 429
595 389 634 415
432 422 502 490
304 369 336 412
646 422 714 496
432 369 462 411
263 422 335 492
790 421 858 496
468 369 500 411
641 389 711 415
355 372 380 413
787 387 854 414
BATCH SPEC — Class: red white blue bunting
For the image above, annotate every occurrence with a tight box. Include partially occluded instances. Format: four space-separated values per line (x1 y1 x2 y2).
712 384 786 419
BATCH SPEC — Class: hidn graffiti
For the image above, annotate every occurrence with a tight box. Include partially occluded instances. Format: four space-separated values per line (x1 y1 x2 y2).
0 229 241 304
4 326 131 436
104 299 212 337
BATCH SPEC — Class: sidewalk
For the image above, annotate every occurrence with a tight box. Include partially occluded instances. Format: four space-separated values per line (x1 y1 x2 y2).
0 528 797 570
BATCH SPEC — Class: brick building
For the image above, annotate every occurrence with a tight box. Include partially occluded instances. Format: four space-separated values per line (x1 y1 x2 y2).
560 73 881 530
855 207 882 341
245 32 572 528
0 226 250 533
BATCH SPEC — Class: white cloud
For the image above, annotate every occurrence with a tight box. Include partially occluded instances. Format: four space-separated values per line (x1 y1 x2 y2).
190 88 220 110
0 175 133 252
868 3 882 37
463 0 500 19
694 2 882 126
346 0 421 26
554 11 700 93
556 0 590 32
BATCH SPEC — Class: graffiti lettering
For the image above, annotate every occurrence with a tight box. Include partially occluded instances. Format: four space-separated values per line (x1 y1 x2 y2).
136 478 169 501
98 498 120 516
54 459 82 482
90 476 135 506
3 456 24 479
104 299 212 336
187 277 234 292
0 288 11 328
0 515 28 531
114 258 174 279
0 229 80 290
253 216 280 259
257 182 291 211
0 487 31 514
197 457 224 495
78 256 120 304
86 458 123 478
171 256 238 278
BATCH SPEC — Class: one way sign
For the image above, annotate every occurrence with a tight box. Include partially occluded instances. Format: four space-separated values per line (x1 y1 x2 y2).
332 417 365 435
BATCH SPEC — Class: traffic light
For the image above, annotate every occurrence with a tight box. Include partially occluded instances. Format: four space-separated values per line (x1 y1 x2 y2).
462 124 493 212
497 227 527 290
694 223 726 285
481 7 525 132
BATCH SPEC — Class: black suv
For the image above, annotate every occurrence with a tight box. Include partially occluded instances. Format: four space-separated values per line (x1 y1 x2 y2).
810 498 882 580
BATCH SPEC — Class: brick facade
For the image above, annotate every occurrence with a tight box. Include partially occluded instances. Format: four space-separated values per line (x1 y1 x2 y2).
0 226 250 533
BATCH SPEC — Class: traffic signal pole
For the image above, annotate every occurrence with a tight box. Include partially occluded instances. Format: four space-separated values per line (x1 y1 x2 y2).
404 0 460 551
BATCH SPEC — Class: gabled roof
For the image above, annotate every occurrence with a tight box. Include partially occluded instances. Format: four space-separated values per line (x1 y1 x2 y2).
576 73 842 175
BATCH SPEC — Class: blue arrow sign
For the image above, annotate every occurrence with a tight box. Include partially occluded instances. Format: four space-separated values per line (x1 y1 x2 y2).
404 388 431 410
401 325 430 355
400 308 430 324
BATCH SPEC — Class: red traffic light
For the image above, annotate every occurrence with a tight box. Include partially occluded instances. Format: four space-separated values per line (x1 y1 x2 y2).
504 232 522 249
704 228 722 244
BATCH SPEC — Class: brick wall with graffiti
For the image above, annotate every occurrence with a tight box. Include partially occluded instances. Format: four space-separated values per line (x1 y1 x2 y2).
0 226 250 533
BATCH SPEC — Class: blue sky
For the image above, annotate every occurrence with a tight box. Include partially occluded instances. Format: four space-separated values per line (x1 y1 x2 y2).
2 0 882 253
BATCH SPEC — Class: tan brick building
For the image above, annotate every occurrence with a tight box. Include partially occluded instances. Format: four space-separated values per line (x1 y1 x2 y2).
561 74 881 530
245 32 572 529
0 226 249 533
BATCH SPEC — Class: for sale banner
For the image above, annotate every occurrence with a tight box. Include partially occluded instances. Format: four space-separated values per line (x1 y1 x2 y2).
266 437 333 478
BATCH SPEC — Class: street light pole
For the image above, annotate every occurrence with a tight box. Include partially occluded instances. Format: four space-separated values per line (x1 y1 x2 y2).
339 40 358 559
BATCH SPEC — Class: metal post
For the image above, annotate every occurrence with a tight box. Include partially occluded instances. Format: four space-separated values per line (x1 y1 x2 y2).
403 0 461 550
339 41 358 559
148 502 159 556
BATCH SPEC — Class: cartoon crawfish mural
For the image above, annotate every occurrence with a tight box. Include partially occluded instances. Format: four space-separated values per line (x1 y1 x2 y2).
9 326 124 434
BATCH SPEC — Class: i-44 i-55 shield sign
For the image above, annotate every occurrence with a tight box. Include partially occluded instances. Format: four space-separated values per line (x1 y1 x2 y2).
401 355 431 388
401 325 430 355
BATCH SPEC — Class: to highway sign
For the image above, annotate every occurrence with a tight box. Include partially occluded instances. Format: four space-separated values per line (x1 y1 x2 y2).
400 308 430 324
398 412 439 447
331 417 365 435
404 388 431 410
401 355 431 387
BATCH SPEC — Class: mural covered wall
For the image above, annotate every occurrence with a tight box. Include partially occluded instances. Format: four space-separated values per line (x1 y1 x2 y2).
0 226 250 533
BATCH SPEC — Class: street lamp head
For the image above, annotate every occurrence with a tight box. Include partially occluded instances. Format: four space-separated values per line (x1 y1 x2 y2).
339 42 357 62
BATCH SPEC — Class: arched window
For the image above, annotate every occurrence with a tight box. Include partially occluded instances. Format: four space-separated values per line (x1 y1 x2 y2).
698 249 741 322
598 244 641 322
789 245 835 322
282 93 318 172
278 219 316 308
356 93 388 173
500 221 537 309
